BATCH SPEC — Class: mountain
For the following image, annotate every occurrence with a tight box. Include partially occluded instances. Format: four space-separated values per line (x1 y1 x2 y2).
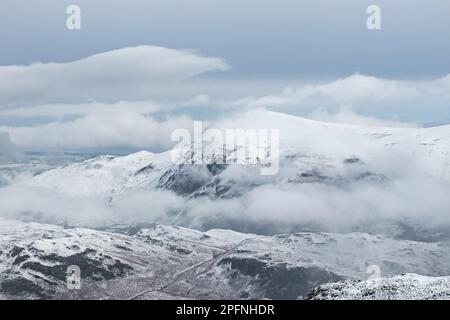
1 111 450 299
1 218 450 300
308 273 450 300
4 110 449 239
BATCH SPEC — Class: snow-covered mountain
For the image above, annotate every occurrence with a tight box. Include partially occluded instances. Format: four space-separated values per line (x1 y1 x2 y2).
1 218 450 300
1 111 450 299
22 110 450 197
308 274 450 300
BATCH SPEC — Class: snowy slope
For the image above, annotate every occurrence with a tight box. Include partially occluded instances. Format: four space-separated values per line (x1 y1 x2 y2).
21 111 450 198
25 151 173 198
2 111 450 300
308 273 450 300
1 218 450 300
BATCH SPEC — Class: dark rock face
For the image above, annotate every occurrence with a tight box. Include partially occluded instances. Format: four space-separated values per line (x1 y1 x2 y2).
134 164 154 176
158 164 213 196
2 245 133 299
219 256 343 299
1 278 50 299
206 163 228 176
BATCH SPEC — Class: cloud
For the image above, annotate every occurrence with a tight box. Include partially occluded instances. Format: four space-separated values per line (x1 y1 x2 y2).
0 46 229 107
1 46 450 152
233 74 450 126
163 109 450 235
113 189 184 223
1 111 193 150
0 184 184 228
0 101 161 118
235 74 420 109
0 131 20 162
179 163 450 236
0 184 112 227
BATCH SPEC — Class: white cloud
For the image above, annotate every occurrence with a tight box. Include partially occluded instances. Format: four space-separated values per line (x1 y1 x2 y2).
1 46 450 151
0 131 20 162
114 189 184 223
183 94 212 106
180 168 450 234
0 46 229 106
0 184 184 228
0 101 161 118
233 74 450 126
235 74 420 109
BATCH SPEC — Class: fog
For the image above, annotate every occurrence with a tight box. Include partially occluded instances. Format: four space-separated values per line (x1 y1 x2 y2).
0 119 449 240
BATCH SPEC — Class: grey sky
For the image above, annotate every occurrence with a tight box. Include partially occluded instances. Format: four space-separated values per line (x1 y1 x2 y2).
0 0 449 78
0 1 449 153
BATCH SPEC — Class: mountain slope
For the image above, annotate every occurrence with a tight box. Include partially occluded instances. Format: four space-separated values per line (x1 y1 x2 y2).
2 110 450 237
308 273 450 300
1 218 450 299
21 111 450 197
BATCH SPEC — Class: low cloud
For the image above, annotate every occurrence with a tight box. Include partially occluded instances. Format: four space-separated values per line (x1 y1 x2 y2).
180 163 450 236
233 74 450 126
0 101 161 119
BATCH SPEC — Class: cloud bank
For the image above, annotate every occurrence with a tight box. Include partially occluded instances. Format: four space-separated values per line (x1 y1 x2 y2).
0 46 229 107
233 74 450 126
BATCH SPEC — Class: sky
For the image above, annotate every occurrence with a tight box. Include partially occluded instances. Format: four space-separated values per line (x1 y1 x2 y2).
0 1 449 152
0 1 450 236
1 0 450 78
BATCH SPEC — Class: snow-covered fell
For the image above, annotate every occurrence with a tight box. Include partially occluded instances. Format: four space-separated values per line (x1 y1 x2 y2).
1 110 448 239
1 218 450 299
308 273 450 300
20 111 450 197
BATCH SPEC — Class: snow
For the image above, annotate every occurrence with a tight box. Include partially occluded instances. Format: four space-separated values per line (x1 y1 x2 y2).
10 111 450 206
23 150 173 198
1 218 450 299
